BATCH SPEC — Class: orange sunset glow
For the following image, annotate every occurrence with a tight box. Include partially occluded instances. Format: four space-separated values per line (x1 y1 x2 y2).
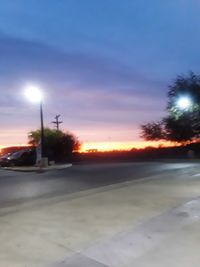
80 141 175 152
0 141 176 154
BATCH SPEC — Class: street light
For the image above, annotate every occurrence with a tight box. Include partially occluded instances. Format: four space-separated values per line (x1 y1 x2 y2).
24 85 46 167
177 96 192 110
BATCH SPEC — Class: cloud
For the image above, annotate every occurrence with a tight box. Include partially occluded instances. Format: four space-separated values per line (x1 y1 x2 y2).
0 32 167 106
0 32 166 90
1 0 200 146
0 33 167 145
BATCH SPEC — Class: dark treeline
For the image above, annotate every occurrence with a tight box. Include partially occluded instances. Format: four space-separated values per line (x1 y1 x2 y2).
73 142 200 163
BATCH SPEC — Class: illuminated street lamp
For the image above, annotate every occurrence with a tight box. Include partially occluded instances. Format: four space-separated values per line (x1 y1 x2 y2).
177 96 192 110
24 85 46 166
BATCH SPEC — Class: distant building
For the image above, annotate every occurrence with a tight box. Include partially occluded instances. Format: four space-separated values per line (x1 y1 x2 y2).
86 149 98 153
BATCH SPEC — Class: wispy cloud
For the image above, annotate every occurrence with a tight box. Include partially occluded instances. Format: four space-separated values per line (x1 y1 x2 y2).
0 0 200 146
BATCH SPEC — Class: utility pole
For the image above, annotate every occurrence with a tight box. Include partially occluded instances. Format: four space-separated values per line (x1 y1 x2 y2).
52 114 63 130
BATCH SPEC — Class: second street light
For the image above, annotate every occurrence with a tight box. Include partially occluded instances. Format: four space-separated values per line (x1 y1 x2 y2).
24 85 48 168
177 96 192 110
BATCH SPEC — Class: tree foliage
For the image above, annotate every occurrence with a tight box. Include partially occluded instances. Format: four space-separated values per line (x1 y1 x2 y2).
141 72 200 144
163 116 195 143
28 128 81 162
168 72 200 111
140 122 165 141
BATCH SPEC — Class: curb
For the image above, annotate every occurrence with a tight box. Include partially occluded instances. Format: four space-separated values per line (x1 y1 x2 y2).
2 163 72 173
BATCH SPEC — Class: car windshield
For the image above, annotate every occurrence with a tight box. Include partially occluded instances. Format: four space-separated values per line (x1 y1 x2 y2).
9 151 25 159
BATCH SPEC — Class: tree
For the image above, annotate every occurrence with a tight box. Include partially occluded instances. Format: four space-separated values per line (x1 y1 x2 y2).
28 128 81 162
141 72 200 144
168 72 200 111
163 116 195 144
140 122 165 141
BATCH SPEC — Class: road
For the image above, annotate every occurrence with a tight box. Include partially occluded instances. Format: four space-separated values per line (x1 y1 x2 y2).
1 161 200 267
0 161 198 208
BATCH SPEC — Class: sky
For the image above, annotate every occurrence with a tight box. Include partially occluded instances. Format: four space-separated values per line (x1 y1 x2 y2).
0 0 200 151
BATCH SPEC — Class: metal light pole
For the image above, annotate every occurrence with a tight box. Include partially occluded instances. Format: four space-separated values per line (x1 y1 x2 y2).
40 101 45 158
24 85 48 167
177 96 194 159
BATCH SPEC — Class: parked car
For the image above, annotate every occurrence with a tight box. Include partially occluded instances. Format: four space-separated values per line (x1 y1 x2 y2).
1 149 36 167
0 153 13 167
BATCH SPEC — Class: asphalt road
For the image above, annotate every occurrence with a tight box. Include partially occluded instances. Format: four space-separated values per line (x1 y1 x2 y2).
0 161 199 208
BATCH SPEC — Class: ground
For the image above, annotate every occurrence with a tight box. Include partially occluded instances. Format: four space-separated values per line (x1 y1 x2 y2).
0 161 200 266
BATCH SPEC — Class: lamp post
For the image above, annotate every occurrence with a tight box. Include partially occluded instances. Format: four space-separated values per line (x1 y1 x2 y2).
40 100 44 159
177 96 195 158
24 85 47 167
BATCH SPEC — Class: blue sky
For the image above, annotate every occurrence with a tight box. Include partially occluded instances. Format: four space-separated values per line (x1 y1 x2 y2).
0 0 200 147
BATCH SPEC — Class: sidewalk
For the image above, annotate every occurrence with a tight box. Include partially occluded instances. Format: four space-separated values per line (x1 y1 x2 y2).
0 169 200 266
3 163 72 172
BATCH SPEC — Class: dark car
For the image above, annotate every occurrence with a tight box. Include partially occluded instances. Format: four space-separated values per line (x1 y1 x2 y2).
3 149 36 167
0 153 13 167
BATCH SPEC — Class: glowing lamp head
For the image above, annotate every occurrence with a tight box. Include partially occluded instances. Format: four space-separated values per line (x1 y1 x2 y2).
24 85 42 103
177 96 192 110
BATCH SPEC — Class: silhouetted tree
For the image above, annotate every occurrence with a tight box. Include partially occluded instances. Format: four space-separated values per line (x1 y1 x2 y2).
163 116 195 144
28 128 81 162
141 72 200 143
140 122 165 141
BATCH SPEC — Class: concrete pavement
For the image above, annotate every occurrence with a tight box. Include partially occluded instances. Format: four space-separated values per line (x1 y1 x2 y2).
0 164 200 266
